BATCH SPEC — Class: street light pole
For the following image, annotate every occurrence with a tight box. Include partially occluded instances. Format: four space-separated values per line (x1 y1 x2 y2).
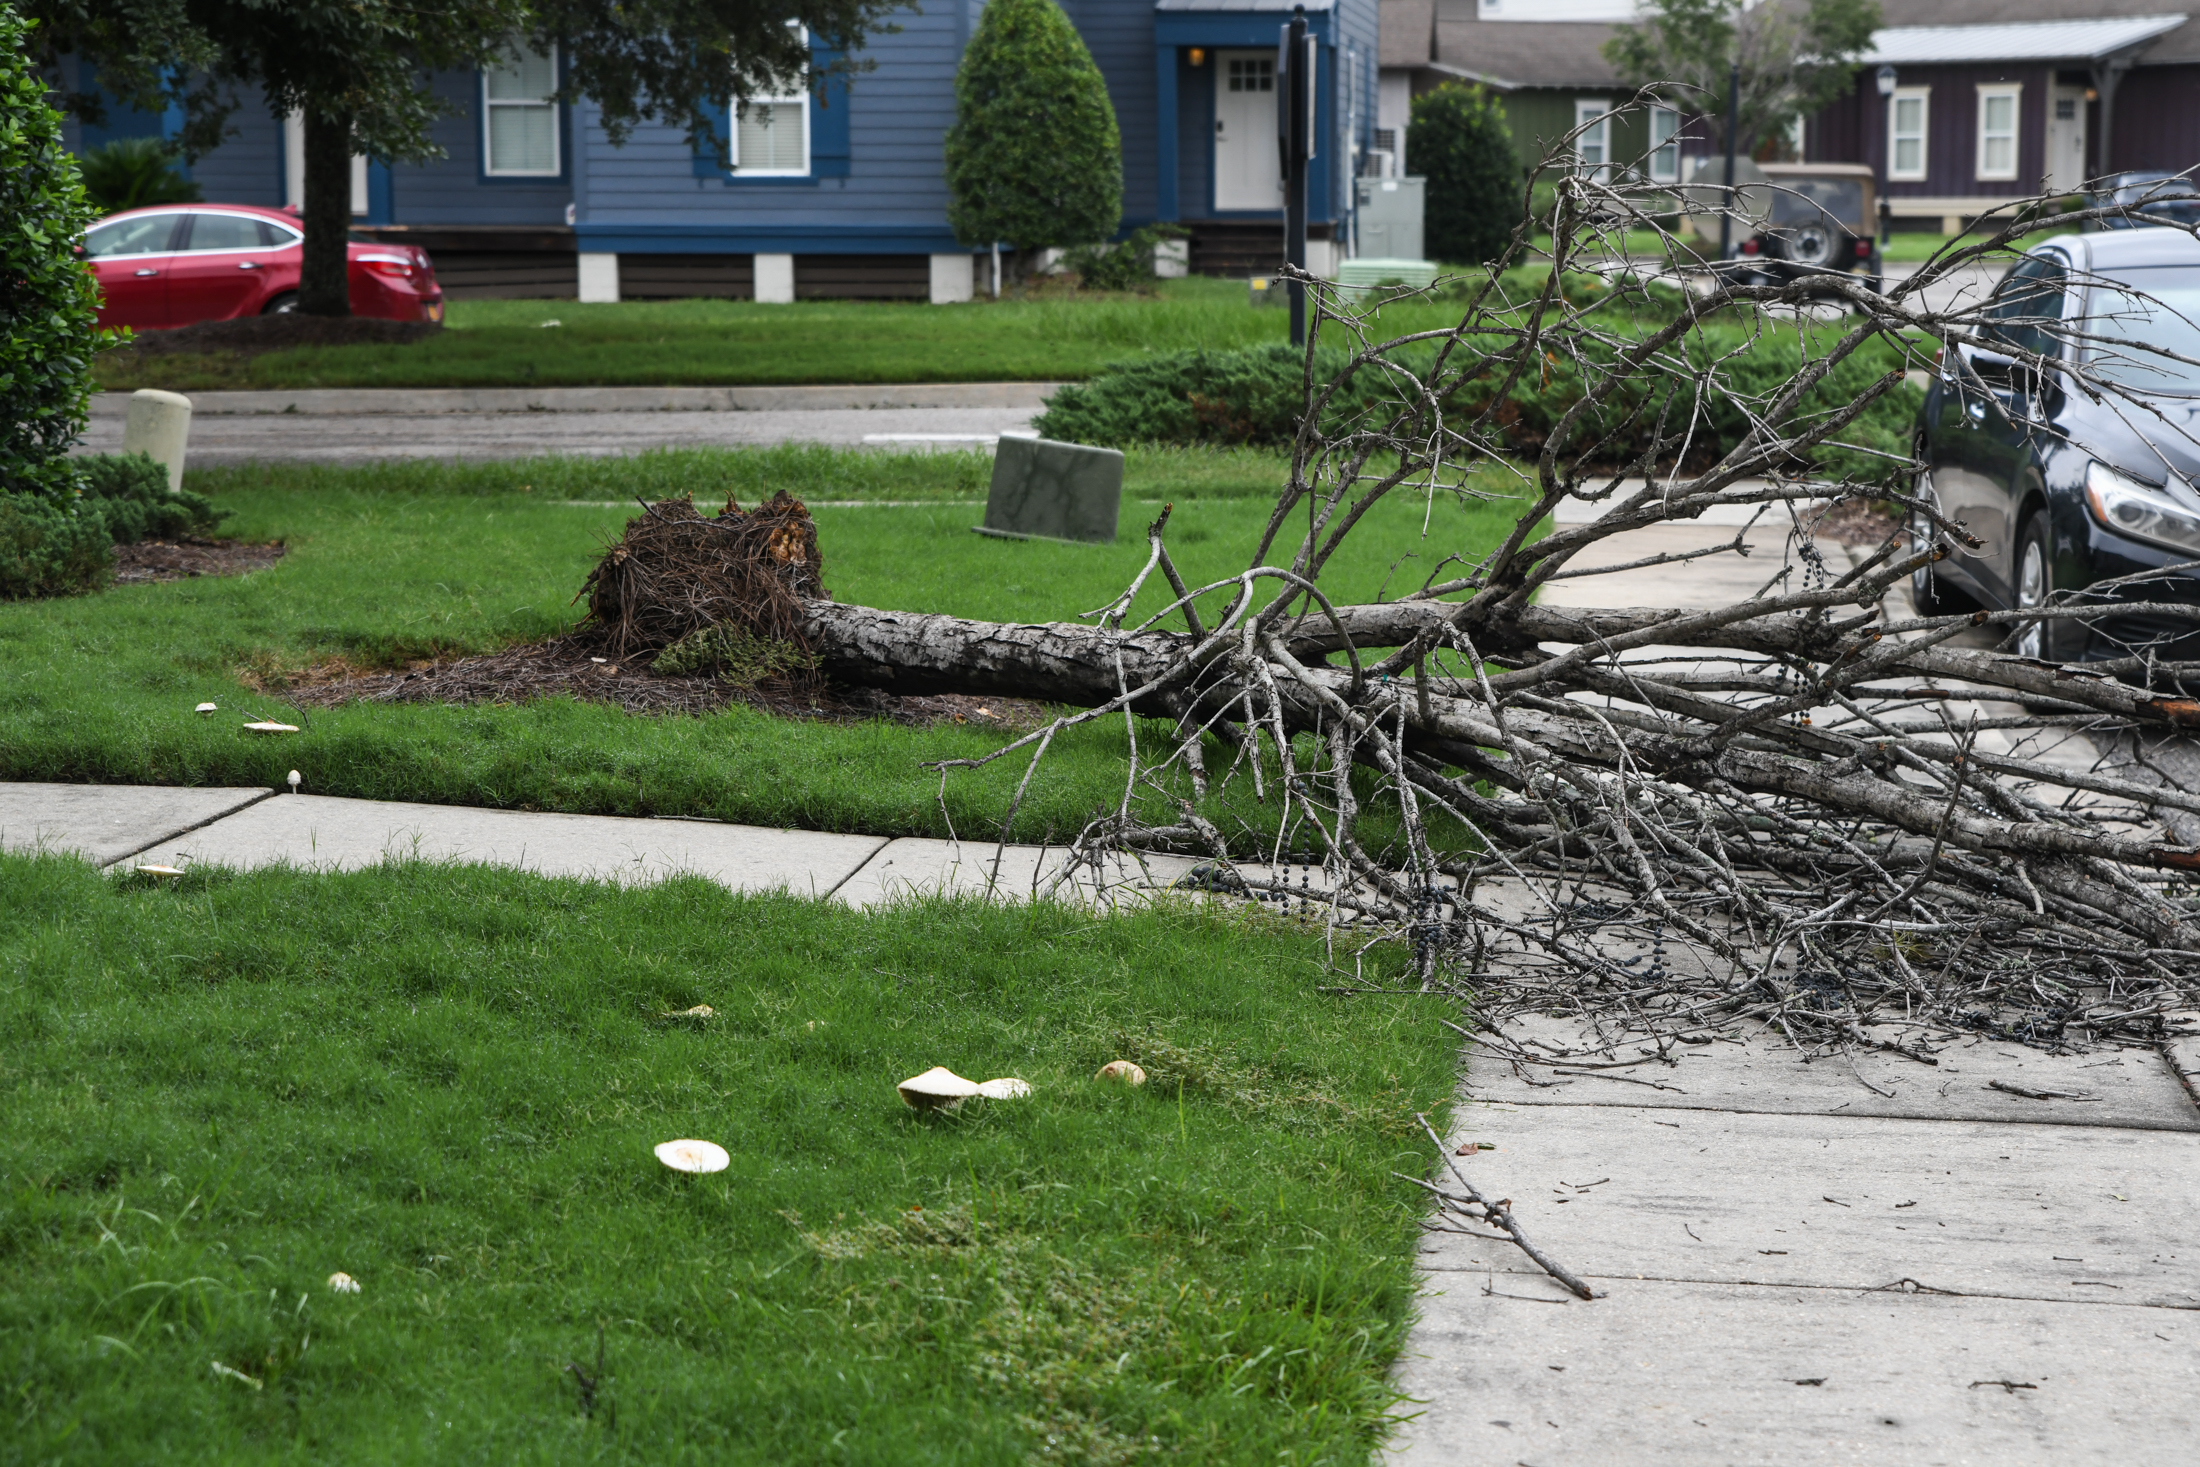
1717 61 1740 267
1279 5 1313 347
1872 64 1896 293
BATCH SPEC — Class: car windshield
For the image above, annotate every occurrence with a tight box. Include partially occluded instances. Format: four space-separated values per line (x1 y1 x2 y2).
2082 267 2200 395
1769 177 1863 229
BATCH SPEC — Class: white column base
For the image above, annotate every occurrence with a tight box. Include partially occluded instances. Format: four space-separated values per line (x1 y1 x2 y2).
122 389 193 494
754 253 796 304
576 253 621 304
1154 239 1189 279
929 252 975 304
1306 239 1340 280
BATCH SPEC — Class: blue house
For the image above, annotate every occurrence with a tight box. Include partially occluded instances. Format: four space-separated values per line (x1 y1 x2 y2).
53 0 1380 305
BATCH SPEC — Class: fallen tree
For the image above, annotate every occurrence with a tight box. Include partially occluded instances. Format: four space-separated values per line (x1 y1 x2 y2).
583 105 2200 1073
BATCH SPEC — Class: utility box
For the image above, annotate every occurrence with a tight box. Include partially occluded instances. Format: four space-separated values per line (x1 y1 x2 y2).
975 434 1124 545
1355 175 1426 262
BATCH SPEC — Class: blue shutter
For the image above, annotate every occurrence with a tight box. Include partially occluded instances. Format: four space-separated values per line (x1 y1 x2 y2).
811 38 851 178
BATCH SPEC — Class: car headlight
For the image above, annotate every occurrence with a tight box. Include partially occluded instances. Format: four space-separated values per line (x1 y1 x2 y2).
2084 460 2200 556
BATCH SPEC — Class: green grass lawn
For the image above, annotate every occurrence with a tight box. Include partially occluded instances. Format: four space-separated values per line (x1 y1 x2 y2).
2 446 1525 849
0 851 1460 1463
92 279 1476 394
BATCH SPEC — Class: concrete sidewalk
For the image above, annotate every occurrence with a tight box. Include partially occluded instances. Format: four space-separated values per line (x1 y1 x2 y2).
0 783 1199 910
79 382 1058 465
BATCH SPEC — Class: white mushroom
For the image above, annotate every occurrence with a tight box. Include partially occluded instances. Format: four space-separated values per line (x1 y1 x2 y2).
654 1139 730 1173
1095 1060 1147 1087
286 770 302 793
976 1077 1032 1100
242 721 299 735
326 1271 361 1294
134 864 185 878
896 1066 982 1110
195 702 218 716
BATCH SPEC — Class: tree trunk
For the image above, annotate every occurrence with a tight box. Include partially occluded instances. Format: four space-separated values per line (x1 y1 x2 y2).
299 109 354 317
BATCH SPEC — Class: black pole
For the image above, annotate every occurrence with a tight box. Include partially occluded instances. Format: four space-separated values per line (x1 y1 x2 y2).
1281 6 1311 347
1717 60 1739 266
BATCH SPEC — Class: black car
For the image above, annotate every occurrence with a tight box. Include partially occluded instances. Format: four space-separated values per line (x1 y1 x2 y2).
1913 229 2200 661
2082 170 2200 231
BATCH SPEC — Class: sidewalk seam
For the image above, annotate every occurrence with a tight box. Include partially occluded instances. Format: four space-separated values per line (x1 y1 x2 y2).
97 788 276 869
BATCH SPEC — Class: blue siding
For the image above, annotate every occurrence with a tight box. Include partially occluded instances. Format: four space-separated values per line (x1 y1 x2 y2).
190 106 285 207
1065 0 1159 226
388 70 571 226
1175 51 1213 219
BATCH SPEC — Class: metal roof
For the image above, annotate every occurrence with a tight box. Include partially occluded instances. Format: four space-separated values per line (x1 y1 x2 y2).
1861 15 2188 65
1154 0 1336 11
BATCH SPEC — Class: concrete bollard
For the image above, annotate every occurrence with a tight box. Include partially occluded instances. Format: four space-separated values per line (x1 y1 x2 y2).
973 434 1124 545
121 389 193 494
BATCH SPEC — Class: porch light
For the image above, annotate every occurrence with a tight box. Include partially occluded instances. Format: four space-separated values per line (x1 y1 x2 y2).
1876 65 1897 97
1189 47 1206 66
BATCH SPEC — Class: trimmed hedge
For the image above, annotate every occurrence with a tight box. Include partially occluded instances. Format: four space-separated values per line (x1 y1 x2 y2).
1038 322 1921 483
1411 83 1526 266
0 453 225 599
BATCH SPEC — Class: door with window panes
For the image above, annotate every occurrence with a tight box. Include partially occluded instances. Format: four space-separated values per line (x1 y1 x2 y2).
1213 51 1282 210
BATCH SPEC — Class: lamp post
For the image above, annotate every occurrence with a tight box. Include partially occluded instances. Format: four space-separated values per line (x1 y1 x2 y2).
1279 5 1314 347
1872 64 1896 294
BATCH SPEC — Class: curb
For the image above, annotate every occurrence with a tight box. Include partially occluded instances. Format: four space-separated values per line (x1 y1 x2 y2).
92 383 1066 417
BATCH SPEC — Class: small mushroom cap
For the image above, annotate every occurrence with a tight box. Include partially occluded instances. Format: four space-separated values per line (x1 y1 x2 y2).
195 702 218 715
134 864 186 877
654 1138 730 1173
326 1271 361 1294
242 721 300 734
976 1077 1032 1100
665 1004 715 1019
1096 1060 1148 1086
897 1066 982 1108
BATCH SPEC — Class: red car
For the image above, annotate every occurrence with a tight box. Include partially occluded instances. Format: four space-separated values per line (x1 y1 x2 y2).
81 203 444 330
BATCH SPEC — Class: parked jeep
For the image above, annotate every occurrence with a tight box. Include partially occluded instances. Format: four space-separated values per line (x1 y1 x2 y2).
1734 163 1879 282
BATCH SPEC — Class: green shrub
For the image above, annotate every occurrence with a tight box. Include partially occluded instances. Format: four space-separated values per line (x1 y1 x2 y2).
1039 323 1920 482
0 490 111 598
0 2 104 504
79 450 224 542
76 135 203 213
1061 222 1187 293
944 0 1122 251
1411 83 1525 265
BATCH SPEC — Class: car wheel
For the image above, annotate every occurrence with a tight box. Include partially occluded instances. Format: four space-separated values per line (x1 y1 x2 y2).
1908 468 1978 618
2013 512 2065 661
262 292 299 316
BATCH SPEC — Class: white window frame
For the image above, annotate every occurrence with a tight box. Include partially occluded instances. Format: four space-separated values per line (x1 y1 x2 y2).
1975 83 2021 183
1648 105 1680 183
482 45 562 178
1574 98 1613 181
731 27 812 177
1888 86 1929 182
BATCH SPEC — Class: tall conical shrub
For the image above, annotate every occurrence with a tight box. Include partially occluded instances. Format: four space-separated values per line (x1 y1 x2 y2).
1412 83 1525 265
944 0 1123 250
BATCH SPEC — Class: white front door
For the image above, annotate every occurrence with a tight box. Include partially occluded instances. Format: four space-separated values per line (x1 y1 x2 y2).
1214 50 1282 211
2047 84 2089 195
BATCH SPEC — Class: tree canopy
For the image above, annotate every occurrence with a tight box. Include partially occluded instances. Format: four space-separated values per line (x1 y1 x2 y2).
944 0 1123 253
1603 0 1881 158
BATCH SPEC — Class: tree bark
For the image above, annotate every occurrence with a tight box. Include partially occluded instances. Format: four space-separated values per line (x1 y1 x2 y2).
299 109 354 317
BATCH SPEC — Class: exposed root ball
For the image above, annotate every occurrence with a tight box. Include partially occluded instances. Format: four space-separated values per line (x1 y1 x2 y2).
578 491 827 660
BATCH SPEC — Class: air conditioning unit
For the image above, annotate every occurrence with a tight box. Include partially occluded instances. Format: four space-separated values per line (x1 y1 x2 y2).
1355 175 1426 261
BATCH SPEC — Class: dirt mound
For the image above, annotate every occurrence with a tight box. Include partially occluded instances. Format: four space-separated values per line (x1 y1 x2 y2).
113 314 442 360
113 537 284 583
281 635 1049 728
577 492 827 661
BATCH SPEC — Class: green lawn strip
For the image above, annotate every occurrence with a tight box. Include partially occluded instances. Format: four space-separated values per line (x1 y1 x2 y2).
1 450 1528 849
0 853 1458 1464
91 281 1483 393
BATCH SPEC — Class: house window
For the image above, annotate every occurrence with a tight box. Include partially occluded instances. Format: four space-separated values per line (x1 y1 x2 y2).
1649 106 1680 183
734 32 811 175
484 46 560 176
1888 86 1929 181
1976 84 2021 182
1574 98 1612 180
